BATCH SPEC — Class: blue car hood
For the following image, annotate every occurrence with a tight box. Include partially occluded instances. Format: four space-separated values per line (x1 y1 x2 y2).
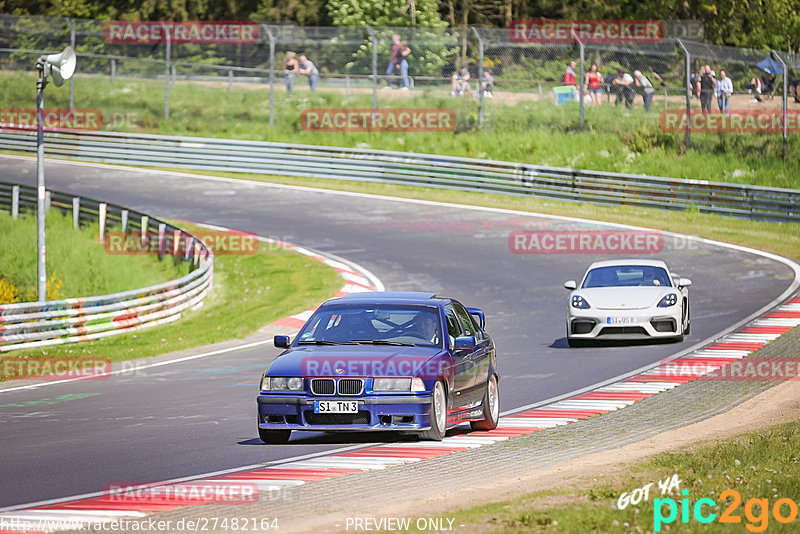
267 344 446 378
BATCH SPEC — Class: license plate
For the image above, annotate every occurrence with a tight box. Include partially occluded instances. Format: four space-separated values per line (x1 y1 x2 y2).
607 316 636 325
314 400 359 414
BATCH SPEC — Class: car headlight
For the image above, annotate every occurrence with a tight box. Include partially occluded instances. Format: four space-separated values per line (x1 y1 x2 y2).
262 376 304 391
658 294 678 307
571 295 591 309
411 377 426 392
373 377 412 391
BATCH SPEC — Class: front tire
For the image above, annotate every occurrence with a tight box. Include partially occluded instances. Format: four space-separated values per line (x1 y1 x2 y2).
470 374 499 431
259 428 291 444
420 381 447 441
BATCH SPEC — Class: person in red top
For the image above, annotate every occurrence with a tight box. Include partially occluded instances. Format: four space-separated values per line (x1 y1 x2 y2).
563 61 577 86
584 64 603 106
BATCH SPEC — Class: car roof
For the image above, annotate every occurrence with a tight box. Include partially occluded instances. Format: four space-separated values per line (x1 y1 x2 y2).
586 259 669 269
330 291 442 305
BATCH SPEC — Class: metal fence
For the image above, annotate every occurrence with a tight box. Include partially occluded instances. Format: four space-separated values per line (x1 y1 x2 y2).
1 13 797 149
1 130 797 223
0 181 213 352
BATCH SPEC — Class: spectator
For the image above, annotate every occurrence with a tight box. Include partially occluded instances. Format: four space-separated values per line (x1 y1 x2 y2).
451 65 471 96
603 72 617 103
633 70 655 111
611 69 634 108
480 68 494 98
696 65 716 112
298 54 320 92
790 77 800 103
715 70 733 112
745 72 774 102
564 61 577 86
385 33 410 90
283 51 298 94
585 64 603 106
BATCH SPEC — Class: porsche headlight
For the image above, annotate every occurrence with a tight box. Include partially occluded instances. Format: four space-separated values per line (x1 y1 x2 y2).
263 376 304 391
658 294 678 307
571 295 591 309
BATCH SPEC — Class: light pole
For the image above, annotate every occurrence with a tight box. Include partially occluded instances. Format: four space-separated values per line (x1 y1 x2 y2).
35 46 76 302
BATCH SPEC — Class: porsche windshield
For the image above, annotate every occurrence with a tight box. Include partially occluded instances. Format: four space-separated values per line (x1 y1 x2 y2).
583 266 671 288
295 304 443 348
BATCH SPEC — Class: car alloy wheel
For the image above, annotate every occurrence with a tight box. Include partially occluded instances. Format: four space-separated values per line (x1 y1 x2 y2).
471 374 499 430
421 381 447 441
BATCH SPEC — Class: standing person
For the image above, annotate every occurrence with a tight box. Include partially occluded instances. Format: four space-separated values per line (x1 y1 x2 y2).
283 51 298 94
585 64 603 106
715 70 733 113
633 70 655 111
385 34 410 90
298 54 320 92
564 61 577 86
612 69 634 108
480 68 494 98
697 65 715 113
451 65 471 96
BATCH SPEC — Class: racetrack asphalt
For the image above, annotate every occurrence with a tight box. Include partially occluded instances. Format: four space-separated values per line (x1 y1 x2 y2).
0 157 796 509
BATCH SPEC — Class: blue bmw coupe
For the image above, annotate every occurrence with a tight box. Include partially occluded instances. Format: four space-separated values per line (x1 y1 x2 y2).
257 292 499 443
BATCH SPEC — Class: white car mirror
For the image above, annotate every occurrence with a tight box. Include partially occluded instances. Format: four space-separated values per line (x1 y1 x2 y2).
678 278 692 288
564 280 577 290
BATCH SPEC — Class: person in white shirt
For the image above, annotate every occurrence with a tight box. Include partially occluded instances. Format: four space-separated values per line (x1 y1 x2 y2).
612 70 634 108
715 70 733 113
633 70 655 111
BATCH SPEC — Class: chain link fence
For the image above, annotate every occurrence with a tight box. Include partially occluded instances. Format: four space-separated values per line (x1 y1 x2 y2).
1 14 796 151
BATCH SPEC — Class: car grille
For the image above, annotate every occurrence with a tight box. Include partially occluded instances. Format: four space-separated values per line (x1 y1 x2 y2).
651 319 677 333
571 320 595 335
310 378 335 395
599 326 648 336
304 410 370 425
337 378 364 395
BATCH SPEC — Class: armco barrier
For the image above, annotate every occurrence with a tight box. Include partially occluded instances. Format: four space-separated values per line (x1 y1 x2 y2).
1 130 798 222
0 182 213 352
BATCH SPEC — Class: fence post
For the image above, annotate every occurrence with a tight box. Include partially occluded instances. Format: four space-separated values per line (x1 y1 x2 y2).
266 25 275 127
140 215 149 244
664 87 668 110
111 58 116 83
163 22 171 120
66 17 75 110
72 197 79 228
121 209 128 231
772 50 788 160
11 185 19 219
676 39 691 148
158 222 166 260
367 26 378 111
99 203 107 241
575 32 584 130
472 28 485 128
538 82 542 101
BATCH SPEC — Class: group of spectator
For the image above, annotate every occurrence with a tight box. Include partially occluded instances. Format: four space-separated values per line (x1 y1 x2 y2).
283 51 319 93
450 66 494 97
562 62 655 110
691 65 735 113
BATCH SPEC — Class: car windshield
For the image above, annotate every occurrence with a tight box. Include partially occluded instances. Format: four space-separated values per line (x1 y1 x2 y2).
582 266 671 288
295 304 443 348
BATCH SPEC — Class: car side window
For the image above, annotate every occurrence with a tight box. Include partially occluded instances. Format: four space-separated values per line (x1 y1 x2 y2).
452 301 479 339
443 305 463 339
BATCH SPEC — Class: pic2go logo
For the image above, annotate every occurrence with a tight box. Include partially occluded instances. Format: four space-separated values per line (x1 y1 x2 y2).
654 489 799 532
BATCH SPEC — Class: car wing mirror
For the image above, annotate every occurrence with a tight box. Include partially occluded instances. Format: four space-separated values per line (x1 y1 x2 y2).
564 280 577 290
466 307 485 329
453 335 476 351
678 278 692 288
274 335 291 348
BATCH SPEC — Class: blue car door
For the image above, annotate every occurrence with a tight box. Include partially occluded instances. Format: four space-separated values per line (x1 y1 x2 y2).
443 304 474 409
453 301 489 404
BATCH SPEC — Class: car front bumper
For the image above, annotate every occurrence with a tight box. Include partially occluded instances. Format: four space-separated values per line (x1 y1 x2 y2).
567 308 682 340
257 394 434 432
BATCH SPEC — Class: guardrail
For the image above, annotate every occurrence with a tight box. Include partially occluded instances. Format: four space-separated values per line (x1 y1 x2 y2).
0 130 798 223
0 181 213 352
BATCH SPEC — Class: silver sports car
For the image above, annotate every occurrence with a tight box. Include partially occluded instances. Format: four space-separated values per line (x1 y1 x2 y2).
564 259 691 346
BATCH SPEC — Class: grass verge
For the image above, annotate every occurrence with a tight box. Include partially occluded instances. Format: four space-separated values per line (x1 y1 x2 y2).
0 210 186 302
2 70 798 189
3 220 343 363
432 418 800 532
